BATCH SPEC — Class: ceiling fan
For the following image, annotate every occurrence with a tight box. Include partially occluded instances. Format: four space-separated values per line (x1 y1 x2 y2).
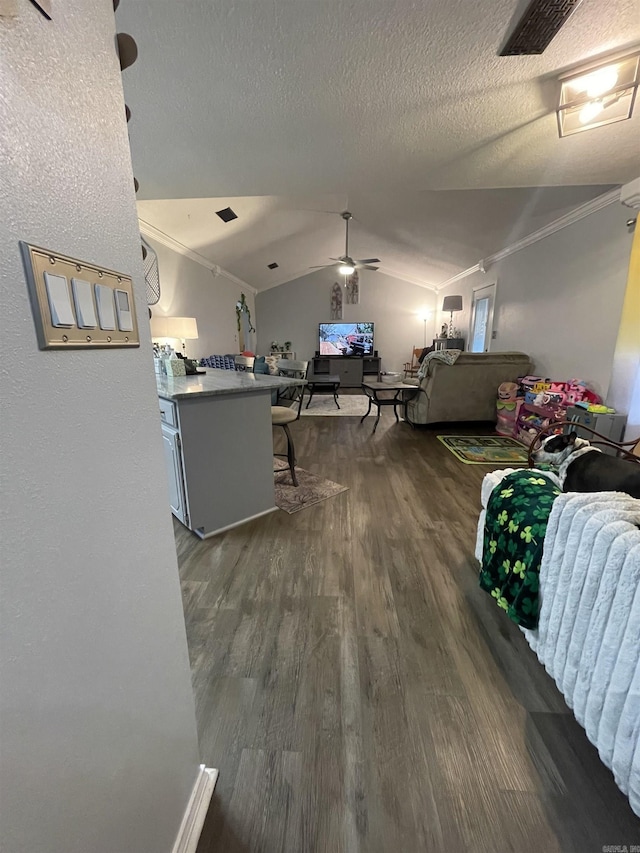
310 211 380 275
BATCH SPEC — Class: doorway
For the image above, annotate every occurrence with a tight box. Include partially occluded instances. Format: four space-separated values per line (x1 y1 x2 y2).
470 283 496 353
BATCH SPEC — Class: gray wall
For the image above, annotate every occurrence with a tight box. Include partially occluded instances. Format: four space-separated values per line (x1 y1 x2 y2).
256 269 436 371
1 4 201 852
437 202 633 399
147 235 257 359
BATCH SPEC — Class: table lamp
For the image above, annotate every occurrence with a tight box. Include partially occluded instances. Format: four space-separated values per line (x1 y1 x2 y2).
442 295 462 338
151 316 199 357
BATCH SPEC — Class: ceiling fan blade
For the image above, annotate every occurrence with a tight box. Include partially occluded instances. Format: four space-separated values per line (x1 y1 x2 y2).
362 265 379 271
309 264 330 269
356 258 380 265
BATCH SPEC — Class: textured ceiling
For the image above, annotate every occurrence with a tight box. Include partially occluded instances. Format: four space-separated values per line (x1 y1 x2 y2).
119 0 639 289
119 0 639 197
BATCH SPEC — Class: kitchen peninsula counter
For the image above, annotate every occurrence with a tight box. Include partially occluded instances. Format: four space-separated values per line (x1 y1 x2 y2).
157 369 304 538
156 369 302 400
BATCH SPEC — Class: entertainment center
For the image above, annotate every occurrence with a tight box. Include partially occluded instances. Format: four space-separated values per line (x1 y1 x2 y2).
312 355 381 387
315 321 379 386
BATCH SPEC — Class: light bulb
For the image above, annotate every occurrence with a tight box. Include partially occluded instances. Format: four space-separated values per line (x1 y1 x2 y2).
579 100 604 125
339 264 355 275
579 66 619 98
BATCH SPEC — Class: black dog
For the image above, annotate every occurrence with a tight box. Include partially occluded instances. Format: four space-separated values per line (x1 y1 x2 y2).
533 432 640 499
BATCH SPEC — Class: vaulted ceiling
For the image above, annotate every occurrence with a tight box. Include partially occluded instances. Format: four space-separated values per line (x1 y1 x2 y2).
118 0 640 290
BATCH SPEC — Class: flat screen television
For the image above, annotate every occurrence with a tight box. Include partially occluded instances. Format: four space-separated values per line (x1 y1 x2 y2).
319 322 374 357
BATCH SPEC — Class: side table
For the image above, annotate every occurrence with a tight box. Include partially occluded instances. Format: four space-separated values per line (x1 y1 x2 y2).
305 373 341 409
360 381 420 433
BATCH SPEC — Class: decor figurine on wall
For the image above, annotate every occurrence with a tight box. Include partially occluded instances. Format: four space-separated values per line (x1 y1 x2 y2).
345 269 360 305
235 293 255 334
330 282 343 320
236 292 255 352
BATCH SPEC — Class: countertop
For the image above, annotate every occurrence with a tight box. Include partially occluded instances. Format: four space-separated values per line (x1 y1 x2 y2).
157 369 304 400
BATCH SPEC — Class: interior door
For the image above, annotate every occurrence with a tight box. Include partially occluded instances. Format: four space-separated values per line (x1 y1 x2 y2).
470 283 496 352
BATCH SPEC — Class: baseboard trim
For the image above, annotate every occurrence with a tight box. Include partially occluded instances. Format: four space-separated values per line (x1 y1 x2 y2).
195 505 278 539
172 764 218 853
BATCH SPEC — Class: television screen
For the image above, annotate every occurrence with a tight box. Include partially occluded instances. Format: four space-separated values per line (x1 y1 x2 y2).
319 322 374 356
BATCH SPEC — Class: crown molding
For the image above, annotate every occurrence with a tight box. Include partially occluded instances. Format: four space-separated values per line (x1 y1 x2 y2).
435 186 621 291
377 266 439 291
138 219 257 295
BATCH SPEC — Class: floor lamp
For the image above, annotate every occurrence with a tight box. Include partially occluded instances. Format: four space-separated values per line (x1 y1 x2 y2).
442 295 462 338
419 312 430 346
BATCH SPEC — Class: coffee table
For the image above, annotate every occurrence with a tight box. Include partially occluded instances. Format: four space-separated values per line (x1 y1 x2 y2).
305 373 341 409
360 380 420 433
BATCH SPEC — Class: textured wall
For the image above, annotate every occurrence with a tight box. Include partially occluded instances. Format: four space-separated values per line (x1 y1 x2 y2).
0 3 200 852
255 268 436 371
146 236 257 358
437 202 632 398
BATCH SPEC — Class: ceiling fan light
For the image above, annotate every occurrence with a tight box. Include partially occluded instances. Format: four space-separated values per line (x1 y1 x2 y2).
339 263 355 275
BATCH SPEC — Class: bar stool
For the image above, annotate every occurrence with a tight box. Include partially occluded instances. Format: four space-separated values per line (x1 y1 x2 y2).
272 359 308 486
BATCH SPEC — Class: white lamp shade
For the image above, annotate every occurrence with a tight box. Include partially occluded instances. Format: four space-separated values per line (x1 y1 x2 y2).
151 316 199 340
149 315 170 337
442 295 463 313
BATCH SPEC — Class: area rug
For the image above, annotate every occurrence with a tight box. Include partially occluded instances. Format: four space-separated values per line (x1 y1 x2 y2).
437 435 529 465
300 394 370 417
274 460 349 513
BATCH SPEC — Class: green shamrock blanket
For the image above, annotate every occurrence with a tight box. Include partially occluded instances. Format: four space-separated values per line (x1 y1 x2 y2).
479 470 561 629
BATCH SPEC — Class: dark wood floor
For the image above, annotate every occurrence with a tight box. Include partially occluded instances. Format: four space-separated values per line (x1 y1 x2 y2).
174 406 640 853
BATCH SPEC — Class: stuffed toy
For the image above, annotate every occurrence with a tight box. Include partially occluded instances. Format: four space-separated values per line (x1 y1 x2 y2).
498 381 518 401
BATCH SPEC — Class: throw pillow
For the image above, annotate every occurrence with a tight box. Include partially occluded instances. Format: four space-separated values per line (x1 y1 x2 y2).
264 355 279 375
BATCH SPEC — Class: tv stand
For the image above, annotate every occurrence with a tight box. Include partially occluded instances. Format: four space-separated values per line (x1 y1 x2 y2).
312 355 380 388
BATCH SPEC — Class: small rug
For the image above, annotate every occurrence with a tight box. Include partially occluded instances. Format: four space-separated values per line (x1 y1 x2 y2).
437 435 529 465
274 460 349 513
300 394 370 417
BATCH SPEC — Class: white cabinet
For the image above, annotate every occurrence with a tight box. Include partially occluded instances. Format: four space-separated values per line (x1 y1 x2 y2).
161 422 188 526
270 351 296 359
158 388 277 538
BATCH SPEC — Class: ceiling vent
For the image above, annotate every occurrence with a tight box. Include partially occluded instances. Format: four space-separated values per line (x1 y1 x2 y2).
215 207 238 223
267 262 279 269
499 0 584 56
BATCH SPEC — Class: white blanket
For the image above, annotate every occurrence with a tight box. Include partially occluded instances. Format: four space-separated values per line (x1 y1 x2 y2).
475 476 640 815
520 492 640 816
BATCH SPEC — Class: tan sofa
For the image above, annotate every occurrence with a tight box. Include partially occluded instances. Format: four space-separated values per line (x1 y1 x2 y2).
405 351 532 425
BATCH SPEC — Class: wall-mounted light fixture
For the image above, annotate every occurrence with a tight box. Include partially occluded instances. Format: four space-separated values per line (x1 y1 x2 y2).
557 51 640 137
